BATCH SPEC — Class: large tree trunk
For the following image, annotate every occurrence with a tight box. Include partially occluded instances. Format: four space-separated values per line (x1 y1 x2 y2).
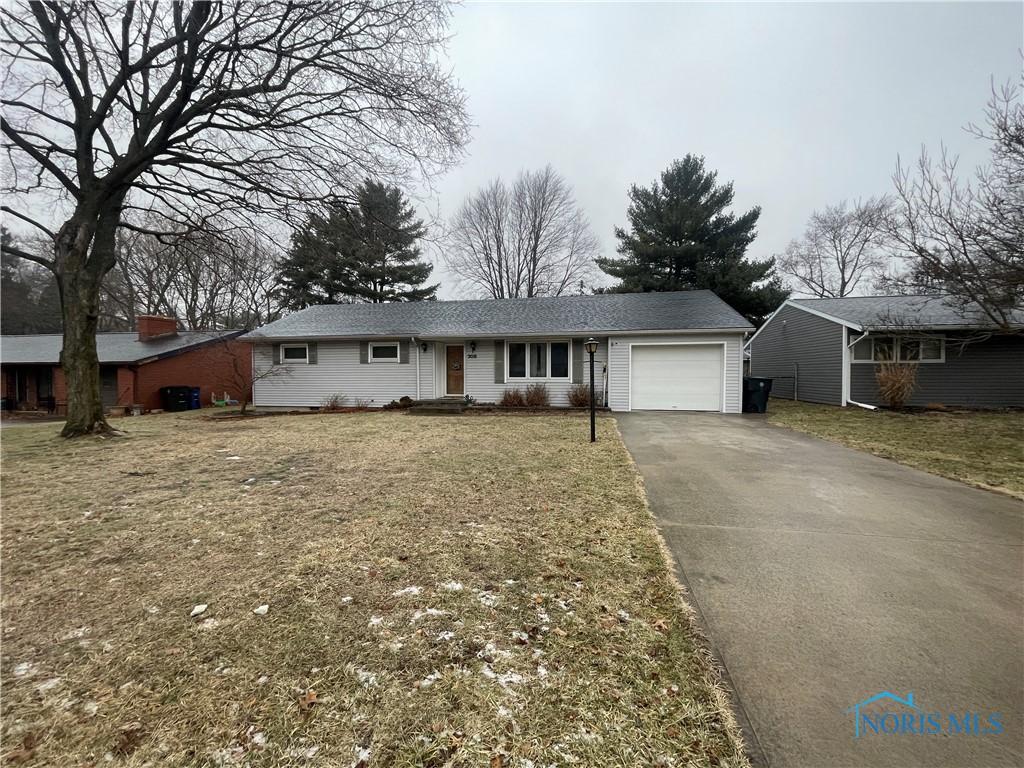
57 207 122 437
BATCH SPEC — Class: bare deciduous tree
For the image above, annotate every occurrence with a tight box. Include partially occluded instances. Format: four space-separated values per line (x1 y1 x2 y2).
880 79 1024 329
1 0 468 436
445 165 599 298
777 197 891 298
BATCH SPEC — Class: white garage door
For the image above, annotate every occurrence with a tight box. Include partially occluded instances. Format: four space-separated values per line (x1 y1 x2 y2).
630 344 724 411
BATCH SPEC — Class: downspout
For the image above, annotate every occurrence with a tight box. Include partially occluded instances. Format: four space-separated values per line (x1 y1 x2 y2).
844 330 870 408
412 336 420 401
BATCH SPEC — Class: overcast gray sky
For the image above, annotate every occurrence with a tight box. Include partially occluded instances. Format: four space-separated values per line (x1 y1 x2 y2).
428 1 1023 298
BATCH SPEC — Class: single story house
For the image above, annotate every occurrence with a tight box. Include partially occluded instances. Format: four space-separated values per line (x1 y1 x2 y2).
747 295 1024 408
241 290 754 412
1 316 251 413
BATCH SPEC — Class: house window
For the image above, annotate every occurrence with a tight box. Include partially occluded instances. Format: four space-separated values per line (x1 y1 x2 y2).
508 343 527 377
852 336 945 364
281 344 309 364
506 340 570 380
369 342 400 362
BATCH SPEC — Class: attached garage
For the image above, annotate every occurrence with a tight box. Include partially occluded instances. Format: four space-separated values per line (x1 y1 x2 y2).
629 343 725 411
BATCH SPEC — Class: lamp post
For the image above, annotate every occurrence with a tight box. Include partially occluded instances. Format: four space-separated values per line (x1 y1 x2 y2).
584 337 599 442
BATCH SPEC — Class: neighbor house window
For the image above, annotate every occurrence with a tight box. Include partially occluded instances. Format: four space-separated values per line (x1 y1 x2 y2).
506 340 570 379
281 344 309 364
369 342 400 362
852 336 944 364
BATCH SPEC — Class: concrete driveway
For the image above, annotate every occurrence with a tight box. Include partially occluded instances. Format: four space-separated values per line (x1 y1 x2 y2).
616 412 1023 768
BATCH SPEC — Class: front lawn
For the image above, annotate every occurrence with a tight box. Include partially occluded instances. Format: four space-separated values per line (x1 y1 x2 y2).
767 399 1024 499
1 411 747 767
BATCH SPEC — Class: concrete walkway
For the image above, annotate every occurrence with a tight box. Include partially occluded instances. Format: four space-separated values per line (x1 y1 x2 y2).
617 412 1023 768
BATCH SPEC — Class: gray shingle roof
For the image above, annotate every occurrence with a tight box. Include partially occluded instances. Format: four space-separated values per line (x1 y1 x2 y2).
790 295 1024 330
241 291 753 340
0 330 242 365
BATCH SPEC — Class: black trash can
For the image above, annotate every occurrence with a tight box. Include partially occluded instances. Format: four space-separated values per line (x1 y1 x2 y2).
160 386 193 412
189 387 201 410
742 377 773 413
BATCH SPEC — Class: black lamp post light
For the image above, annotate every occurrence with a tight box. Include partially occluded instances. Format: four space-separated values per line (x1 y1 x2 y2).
584 337 599 442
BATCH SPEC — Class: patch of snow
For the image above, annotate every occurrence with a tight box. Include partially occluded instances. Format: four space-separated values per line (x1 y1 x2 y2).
83 701 100 716
37 677 62 693
352 746 370 766
285 745 320 760
497 671 525 687
190 604 209 617
410 608 444 623
476 591 499 608
504 579 519 585
198 618 220 631
617 609 631 622
368 615 384 627
147 606 160 614
497 705 513 718
12 661 35 677
61 627 89 640
340 596 354 604
211 746 245 765
536 665 548 678
511 630 529 644
354 669 377 687
224 456 242 460
435 630 455 642
256 675 271 685
250 731 267 747
440 581 464 592
537 609 550 623
392 586 421 597
252 604 269 616
416 671 442 689
386 640 404 652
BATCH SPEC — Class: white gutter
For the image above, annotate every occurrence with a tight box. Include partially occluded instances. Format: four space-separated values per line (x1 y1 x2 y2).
843 330 872 407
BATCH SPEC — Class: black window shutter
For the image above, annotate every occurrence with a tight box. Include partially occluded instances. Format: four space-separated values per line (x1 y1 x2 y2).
272 343 281 365
308 342 318 364
494 341 505 383
399 340 409 364
359 342 369 364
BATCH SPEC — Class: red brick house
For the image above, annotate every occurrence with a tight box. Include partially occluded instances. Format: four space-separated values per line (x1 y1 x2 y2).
1 316 252 414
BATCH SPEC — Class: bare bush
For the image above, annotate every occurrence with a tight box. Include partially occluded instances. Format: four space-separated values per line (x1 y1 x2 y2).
321 394 349 412
567 383 592 408
524 383 550 407
500 388 526 407
875 363 918 410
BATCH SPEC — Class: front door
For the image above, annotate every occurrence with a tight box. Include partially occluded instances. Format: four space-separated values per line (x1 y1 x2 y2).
446 345 465 396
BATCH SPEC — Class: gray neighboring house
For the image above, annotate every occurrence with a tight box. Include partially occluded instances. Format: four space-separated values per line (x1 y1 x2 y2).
241 291 753 412
747 295 1024 408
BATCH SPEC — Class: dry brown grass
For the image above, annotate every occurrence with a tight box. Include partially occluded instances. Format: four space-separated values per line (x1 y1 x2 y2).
768 398 1024 499
1 411 748 767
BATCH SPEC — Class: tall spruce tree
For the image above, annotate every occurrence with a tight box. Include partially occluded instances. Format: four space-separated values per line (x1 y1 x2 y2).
278 180 438 308
598 156 788 324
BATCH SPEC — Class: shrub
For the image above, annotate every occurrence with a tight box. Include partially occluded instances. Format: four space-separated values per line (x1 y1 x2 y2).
524 382 550 407
875 362 918 409
354 398 371 409
500 388 525 407
320 393 348 411
567 383 592 408
383 396 416 410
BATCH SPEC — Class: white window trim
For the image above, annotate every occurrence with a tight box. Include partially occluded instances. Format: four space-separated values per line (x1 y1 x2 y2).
851 336 945 364
280 343 309 364
504 339 572 382
369 341 400 363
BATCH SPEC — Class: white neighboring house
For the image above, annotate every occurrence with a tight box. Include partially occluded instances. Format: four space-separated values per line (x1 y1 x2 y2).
240 290 753 412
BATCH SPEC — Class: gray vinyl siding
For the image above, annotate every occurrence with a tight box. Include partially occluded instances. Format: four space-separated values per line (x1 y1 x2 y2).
748 305 844 405
607 333 745 413
850 333 1024 408
435 337 608 406
252 341 428 407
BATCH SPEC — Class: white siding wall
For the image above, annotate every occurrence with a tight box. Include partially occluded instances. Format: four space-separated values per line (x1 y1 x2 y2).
431 338 609 406
252 341 424 407
607 333 746 413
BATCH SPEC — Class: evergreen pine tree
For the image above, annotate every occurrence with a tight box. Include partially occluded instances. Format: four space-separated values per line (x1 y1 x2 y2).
597 156 788 324
277 180 438 308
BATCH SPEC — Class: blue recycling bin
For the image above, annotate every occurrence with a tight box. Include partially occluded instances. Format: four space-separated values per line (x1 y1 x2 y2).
190 387 201 410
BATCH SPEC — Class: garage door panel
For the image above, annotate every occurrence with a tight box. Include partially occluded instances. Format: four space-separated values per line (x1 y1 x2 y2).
630 344 723 411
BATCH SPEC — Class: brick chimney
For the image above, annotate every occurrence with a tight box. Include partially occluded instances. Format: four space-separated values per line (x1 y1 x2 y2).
136 315 178 341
